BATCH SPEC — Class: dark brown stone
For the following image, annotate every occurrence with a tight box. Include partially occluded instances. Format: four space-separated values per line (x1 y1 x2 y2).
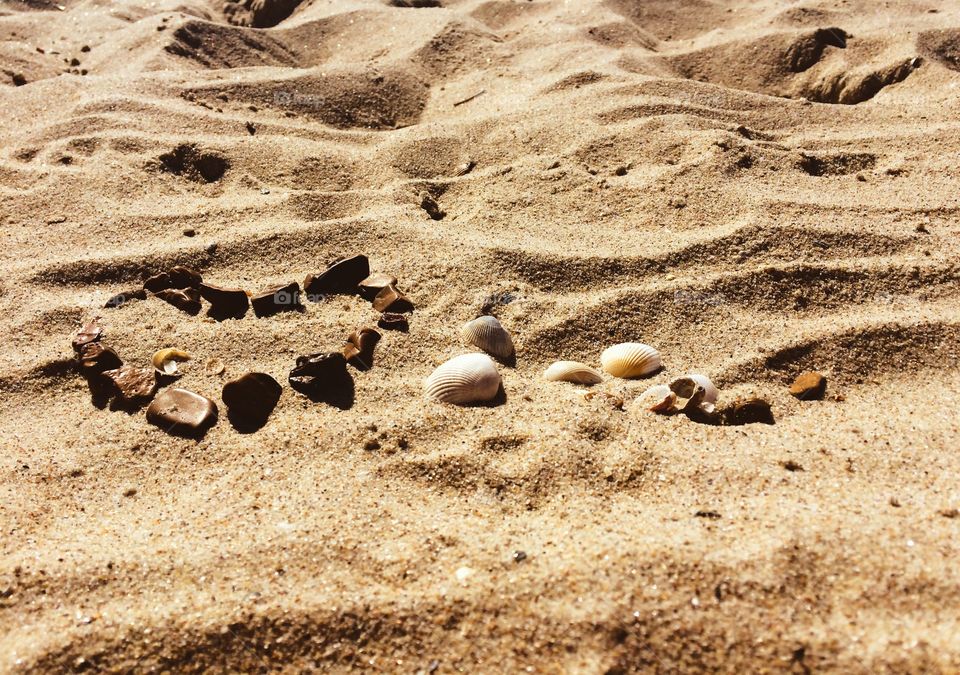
358 272 397 301
725 398 775 425
372 284 413 313
153 287 202 315
303 255 370 297
102 366 157 402
222 372 282 427
251 282 300 317
143 272 171 293
343 328 381 370
378 312 409 332
72 319 102 353
168 265 202 289
78 342 122 375
289 352 352 401
789 371 827 400
420 191 445 220
199 282 249 318
147 388 218 436
104 289 146 308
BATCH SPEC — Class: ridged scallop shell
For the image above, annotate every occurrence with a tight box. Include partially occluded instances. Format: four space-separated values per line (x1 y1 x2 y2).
152 348 192 376
425 353 501 405
460 315 514 358
543 361 603 385
600 343 661 379
635 384 677 413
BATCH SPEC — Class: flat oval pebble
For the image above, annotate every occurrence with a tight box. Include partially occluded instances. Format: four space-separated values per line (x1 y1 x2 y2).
425 353 500 405
543 361 602 385
461 316 514 359
147 388 218 436
600 343 661 379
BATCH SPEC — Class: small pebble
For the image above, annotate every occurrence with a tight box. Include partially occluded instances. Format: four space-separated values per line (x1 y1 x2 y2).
372 284 413 313
343 328 381 371
146 388 218 436
71 318 102 353
789 371 827 400
102 366 156 403
303 255 370 296
221 372 282 427
251 282 300 317
358 272 398 301
78 343 122 375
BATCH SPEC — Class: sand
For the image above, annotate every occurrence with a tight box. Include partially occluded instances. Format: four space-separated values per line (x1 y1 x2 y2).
2 0 960 671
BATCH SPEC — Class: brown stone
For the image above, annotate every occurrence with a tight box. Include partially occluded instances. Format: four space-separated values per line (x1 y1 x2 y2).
222 372 282 426
251 282 300 317
143 272 171 293
789 371 827 400
153 287 202 315
726 398 774 425
147 388 218 436
167 265 202 289
289 352 351 398
102 366 157 402
78 342 122 375
372 284 413 313
72 319 102 353
199 282 249 317
378 312 409 332
343 328 381 370
358 272 397 301
303 255 370 297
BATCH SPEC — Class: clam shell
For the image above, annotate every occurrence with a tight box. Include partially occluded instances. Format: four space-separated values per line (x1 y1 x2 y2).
635 384 677 414
461 315 514 359
425 353 501 405
152 348 192 376
600 343 661 379
543 360 603 385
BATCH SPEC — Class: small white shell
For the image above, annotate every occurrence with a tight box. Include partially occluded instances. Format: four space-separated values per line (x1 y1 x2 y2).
543 361 603 385
152 348 192 376
600 342 661 379
460 316 514 358
635 384 677 413
425 353 501 405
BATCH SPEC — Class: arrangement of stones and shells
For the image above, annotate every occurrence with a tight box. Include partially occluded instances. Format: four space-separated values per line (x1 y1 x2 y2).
73 254 829 437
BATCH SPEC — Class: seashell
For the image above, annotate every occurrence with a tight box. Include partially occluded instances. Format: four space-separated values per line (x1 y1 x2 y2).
600 343 661 379
669 374 719 413
152 348 192 376
204 358 225 376
461 315 514 359
543 360 603 385
635 384 677 414
425 353 501 405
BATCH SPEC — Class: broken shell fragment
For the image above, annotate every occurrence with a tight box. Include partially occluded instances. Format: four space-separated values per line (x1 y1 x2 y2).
461 315 514 359
600 343 661 379
152 348 192 376
425 353 501 405
669 374 719 413
543 361 602 385
635 384 677 413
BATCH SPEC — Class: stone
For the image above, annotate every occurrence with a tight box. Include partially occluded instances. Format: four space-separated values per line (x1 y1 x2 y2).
789 371 827 400
143 272 171 293
378 312 409 332
251 282 300 317
199 282 249 318
78 343 122 375
288 352 351 397
147 388 218 436
358 272 397 301
725 398 774 425
342 328 381 370
72 319 102 353
372 284 413 313
303 255 370 297
222 372 282 426
102 366 157 403
153 287 202 315
167 265 202 289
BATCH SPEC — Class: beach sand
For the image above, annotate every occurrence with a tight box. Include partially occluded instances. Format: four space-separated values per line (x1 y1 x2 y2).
2 0 960 671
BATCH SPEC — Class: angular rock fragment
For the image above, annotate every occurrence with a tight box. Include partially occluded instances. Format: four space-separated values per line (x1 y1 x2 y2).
342 328 381 371
251 282 301 317
358 272 397 301
378 312 409 332
303 255 370 297
372 284 413 313
102 366 157 403
199 282 249 318
78 342 122 376
153 288 202 315
222 372 282 429
72 319 102 353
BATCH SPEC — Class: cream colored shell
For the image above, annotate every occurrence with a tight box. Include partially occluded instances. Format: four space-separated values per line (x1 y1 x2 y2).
634 384 676 413
600 343 661 378
460 316 514 359
425 353 501 405
543 361 603 385
152 348 192 376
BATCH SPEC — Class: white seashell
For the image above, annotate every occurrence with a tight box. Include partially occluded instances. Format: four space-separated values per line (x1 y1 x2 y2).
460 315 514 359
635 384 677 414
669 374 719 414
425 353 501 405
600 343 661 379
543 360 603 385
152 348 192 376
